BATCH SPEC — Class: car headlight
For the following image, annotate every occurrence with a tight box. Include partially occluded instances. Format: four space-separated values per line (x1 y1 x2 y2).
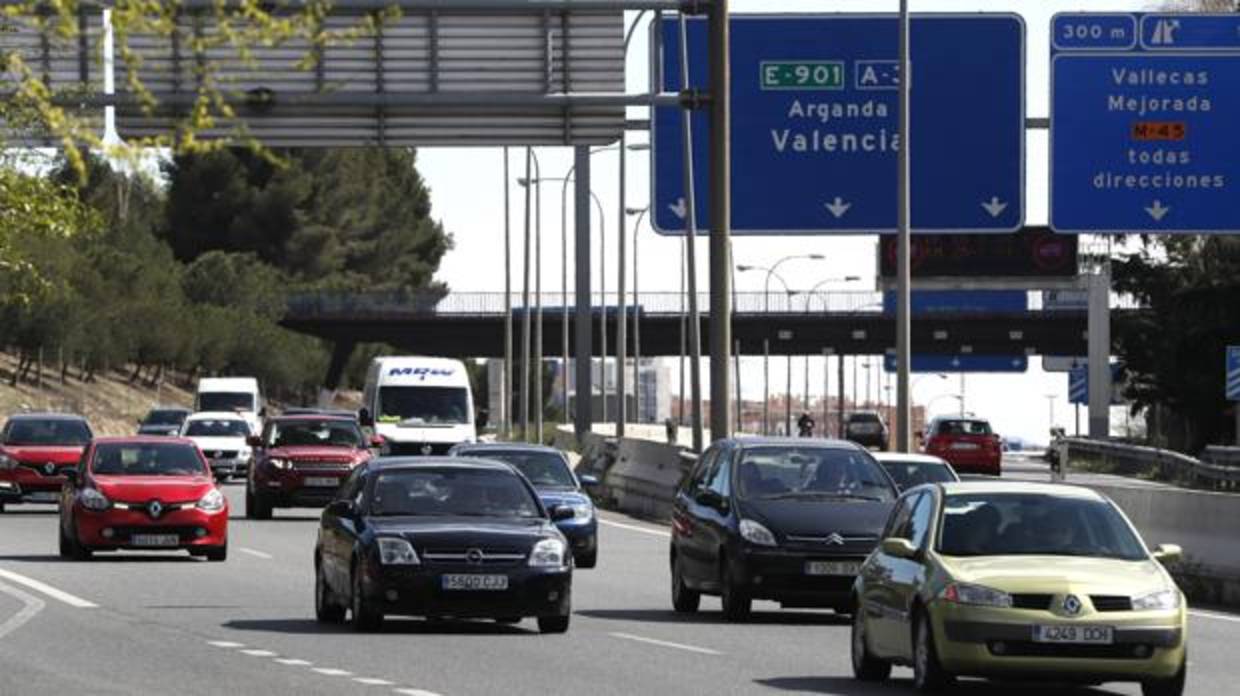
0 453 14 470
266 457 291 471
529 538 567 567
196 488 226 512
739 519 777 547
239 448 252 461
1132 589 1181 611
377 537 420 565
567 501 594 520
941 582 1013 608
79 488 111 512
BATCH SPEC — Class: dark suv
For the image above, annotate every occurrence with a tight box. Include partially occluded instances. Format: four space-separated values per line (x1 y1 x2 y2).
669 438 898 621
844 411 889 450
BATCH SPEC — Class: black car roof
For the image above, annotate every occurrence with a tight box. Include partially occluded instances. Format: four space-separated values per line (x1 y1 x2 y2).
731 437 866 450
367 456 517 472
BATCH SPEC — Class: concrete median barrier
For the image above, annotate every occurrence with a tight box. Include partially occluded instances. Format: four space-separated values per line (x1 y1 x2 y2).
557 425 692 521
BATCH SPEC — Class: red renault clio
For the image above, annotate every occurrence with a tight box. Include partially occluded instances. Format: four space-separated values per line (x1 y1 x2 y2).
59 437 229 561
0 413 93 512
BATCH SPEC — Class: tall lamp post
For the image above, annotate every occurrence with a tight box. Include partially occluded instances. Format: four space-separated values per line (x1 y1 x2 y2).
803 275 861 425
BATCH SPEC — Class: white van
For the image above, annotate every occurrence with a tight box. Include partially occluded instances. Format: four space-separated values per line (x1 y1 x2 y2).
196 377 263 435
360 357 476 456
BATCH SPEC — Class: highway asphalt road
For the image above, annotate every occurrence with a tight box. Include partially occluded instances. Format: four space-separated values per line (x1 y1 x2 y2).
1 480 1238 696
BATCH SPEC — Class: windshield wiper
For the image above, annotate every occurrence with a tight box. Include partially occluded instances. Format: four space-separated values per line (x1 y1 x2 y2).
760 491 883 502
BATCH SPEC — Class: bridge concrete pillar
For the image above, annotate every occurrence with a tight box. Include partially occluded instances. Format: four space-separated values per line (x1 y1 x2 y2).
319 340 356 408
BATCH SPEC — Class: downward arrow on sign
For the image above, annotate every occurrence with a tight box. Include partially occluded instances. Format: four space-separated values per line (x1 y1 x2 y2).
1145 200 1171 222
668 198 688 220
824 197 852 219
981 196 1008 218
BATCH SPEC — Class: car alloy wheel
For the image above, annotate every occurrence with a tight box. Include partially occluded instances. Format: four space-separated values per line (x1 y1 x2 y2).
351 567 383 632
537 614 570 634
719 559 751 622
851 606 892 681
913 611 951 692
315 561 346 624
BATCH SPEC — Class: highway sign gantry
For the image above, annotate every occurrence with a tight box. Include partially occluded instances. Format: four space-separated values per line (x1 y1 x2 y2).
1226 346 1240 401
652 14 1026 236
1052 13 1240 234
885 354 1028 374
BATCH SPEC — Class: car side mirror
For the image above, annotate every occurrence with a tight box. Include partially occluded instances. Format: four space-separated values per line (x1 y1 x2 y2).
326 500 356 519
358 408 374 427
246 435 263 448
880 537 919 560
694 489 727 511
1152 544 1182 564
579 474 600 488
550 506 575 522
369 436 385 449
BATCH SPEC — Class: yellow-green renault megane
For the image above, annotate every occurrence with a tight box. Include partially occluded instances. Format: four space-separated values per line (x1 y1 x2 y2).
851 481 1186 695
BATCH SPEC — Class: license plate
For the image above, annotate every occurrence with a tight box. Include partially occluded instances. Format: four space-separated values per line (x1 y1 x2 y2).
26 492 60 503
441 574 509 591
1033 625 1114 645
805 561 860 576
131 534 180 548
304 477 340 488
951 442 981 450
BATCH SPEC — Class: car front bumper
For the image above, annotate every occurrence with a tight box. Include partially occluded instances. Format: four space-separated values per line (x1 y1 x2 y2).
932 449 1001 474
733 547 869 608
73 505 228 550
931 602 1186 681
254 467 351 508
208 458 250 478
0 469 70 504
360 562 572 619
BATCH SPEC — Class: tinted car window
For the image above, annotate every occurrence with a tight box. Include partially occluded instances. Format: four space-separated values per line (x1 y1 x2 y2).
368 467 541 518
735 446 895 502
880 459 957 490
938 493 1147 561
184 419 250 437
3 418 92 446
706 447 732 496
143 410 188 426
934 419 992 436
906 492 935 549
468 450 576 488
91 442 206 476
686 447 718 493
198 392 254 411
268 420 364 448
883 494 916 539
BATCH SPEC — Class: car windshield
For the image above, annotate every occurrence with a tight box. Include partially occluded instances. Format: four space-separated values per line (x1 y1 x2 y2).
880 460 957 491
3 419 92 446
936 419 992 436
849 413 881 424
268 420 363 448
736 447 896 502
378 386 469 425
938 493 1148 561
92 442 207 476
198 392 254 412
468 450 576 488
184 419 250 438
143 410 187 426
368 467 541 518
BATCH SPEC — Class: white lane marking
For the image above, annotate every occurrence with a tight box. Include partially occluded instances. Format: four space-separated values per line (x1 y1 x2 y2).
241 649 278 657
0 568 97 608
598 518 671 538
609 632 721 655
312 668 353 677
1190 609 1240 624
355 678 394 686
239 548 274 560
275 658 313 666
208 641 246 648
393 690 443 696
0 580 46 640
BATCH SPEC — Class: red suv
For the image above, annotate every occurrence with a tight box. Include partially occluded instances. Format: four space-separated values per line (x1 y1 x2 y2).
0 413 93 512
923 416 1002 476
245 415 376 519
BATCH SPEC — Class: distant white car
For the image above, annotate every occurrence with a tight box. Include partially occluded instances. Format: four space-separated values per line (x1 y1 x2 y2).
179 412 253 480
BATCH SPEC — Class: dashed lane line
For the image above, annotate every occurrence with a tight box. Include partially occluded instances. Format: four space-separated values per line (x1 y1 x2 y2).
0 579 46 640
1190 609 1240 624
275 658 314 666
355 678 395 686
0 568 98 608
205 637 450 693
597 518 671 538
311 668 354 677
609 632 722 655
241 649 278 657
239 548 274 560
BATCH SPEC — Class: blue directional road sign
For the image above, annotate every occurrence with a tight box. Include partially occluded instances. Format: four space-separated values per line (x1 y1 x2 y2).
652 14 1026 235
881 290 1027 315
1068 364 1125 405
884 354 1027 374
1052 13 1240 233
1226 346 1240 401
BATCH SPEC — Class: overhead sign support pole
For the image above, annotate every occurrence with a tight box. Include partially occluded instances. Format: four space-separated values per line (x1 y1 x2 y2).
574 147 593 438
708 0 733 444
894 0 912 453
1088 267 1111 438
677 10 705 452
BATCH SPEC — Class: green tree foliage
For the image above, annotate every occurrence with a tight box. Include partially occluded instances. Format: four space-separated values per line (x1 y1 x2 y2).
162 147 452 291
1112 238 1240 451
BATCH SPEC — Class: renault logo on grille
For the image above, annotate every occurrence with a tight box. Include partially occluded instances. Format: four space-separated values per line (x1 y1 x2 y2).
825 533 845 546
420 444 433 455
147 500 163 519
465 548 485 565
1062 594 1083 616
43 463 56 476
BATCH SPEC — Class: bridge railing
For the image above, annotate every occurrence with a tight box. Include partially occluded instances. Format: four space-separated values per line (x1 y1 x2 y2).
286 289 1127 318
1063 437 1240 491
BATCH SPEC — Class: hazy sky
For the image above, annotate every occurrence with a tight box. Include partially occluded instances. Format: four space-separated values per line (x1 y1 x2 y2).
418 0 1152 443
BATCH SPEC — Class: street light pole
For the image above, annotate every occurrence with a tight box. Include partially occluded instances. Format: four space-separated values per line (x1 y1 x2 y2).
502 148 513 440
520 147 533 441
895 0 914 453
626 206 649 423
530 149 543 443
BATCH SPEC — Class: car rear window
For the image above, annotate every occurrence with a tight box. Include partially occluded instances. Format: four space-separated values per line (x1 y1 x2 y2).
848 413 881 423
934 419 992 436
92 442 207 476
880 460 957 490
463 450 576 488
184 419 250 437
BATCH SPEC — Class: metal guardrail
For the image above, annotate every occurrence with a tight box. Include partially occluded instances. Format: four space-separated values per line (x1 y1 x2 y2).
1063 438 1240 491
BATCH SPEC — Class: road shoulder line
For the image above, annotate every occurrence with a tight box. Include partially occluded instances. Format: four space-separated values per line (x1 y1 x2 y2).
0 568 97 609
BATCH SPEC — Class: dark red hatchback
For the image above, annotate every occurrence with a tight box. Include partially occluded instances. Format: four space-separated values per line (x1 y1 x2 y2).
0 413 93 511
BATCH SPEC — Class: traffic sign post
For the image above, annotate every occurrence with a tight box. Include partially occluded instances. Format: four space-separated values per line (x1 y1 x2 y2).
1052 13 1240 233
652 14 1026 235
